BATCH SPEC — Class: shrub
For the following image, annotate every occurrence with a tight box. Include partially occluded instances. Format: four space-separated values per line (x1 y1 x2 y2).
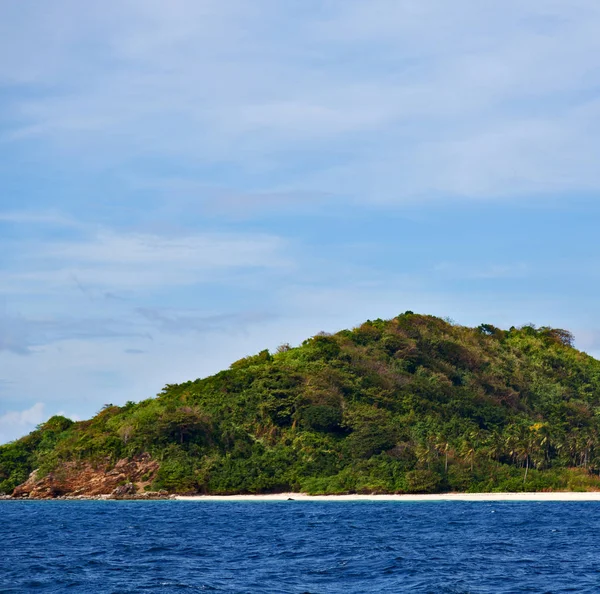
405 470 442 493
298 405 343 432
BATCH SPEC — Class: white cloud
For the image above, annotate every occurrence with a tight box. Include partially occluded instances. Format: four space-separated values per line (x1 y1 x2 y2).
0 402 45 444
2 0 600 445
46 231 286 267
4 227 289 295
56 411 81 422
0 220 290 356
2 2 600 200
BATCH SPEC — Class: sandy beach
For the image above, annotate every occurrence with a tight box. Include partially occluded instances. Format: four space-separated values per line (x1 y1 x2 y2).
175 492 600 502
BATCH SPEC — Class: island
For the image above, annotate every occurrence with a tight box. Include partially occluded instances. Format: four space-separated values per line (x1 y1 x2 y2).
3 312 600 499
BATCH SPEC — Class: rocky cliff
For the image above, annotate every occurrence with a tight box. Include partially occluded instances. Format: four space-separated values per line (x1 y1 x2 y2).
11 454 159 499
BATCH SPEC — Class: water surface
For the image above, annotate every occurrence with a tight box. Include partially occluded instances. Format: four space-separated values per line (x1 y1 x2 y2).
1 500 598 592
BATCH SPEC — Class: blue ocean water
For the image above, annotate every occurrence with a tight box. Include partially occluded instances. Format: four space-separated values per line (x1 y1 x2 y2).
1 501 599 593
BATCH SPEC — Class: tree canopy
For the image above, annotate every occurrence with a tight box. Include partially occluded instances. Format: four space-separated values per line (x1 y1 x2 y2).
3 313 600 495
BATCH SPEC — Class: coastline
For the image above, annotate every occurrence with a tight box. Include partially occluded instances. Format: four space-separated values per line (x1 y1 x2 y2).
5 491 600 502
175 491 600 502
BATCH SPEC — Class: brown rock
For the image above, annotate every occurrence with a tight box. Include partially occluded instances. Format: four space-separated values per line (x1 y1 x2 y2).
11 454 159 499
110 482 138 498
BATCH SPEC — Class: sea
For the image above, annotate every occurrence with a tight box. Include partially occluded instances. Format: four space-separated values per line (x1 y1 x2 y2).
1 500 598 593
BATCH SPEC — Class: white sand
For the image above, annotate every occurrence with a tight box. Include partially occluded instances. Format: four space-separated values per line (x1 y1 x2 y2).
175 492 600 502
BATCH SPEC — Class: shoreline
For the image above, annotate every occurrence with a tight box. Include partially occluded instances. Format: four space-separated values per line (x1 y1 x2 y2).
5 491 600 502
175 491 600 502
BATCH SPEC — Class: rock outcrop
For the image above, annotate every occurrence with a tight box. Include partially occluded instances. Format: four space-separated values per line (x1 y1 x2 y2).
12 454 159 499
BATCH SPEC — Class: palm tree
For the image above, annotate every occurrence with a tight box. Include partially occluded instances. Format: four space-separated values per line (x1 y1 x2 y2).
435 436 451 475
460 430 483 472
506 423 532 484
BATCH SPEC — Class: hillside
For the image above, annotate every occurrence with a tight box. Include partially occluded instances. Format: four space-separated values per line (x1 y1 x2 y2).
3 312 600 498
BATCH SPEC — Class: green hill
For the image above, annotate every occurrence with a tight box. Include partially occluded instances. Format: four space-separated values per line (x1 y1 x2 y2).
3 312 600 496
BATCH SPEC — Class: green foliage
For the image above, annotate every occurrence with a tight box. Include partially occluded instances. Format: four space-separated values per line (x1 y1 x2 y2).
405 470 442 493
0 444 31 493
298 404 343 432
4 313 600 495
151 447 199 492
230 349 273 370
344 407 397 458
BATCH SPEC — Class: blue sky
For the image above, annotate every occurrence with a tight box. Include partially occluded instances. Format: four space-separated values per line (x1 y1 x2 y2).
2 1 600 443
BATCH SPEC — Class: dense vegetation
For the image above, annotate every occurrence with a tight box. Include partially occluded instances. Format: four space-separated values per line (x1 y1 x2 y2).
3 313 600 495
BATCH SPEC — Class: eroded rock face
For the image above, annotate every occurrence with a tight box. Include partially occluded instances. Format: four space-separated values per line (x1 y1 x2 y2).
11 454 159 499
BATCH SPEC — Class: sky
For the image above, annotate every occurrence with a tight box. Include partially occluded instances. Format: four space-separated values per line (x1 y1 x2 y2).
2 0 600 443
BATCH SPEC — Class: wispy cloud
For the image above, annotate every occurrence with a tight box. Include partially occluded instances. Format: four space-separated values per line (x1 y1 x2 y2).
124 348 145 355
136 307 273 335
2 1 600 445
3 226 289 294
0 312 145 355
0 402 45 443
45 231 287 268
0 219 288 355
2 2 600 201
125 176 337 219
